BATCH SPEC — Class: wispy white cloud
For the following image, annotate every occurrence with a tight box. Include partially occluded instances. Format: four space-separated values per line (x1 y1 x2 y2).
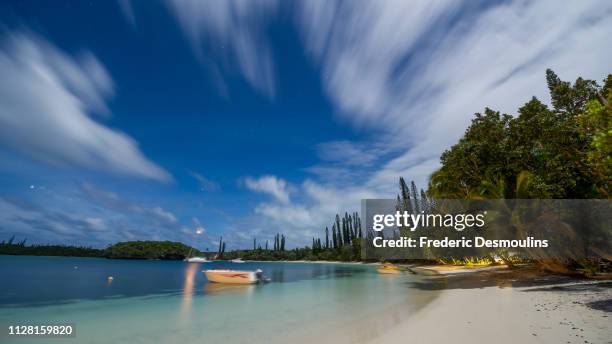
241 174 377 245
117 0 137 28
316 141 384 166
244 175 291 204
189 171 219 191
84 217 107 232
297 0 612 191
80 183 178 226
0 183 211 247
165 0 278 97
237 1 612 246
0 32 172 182
0 196 111 243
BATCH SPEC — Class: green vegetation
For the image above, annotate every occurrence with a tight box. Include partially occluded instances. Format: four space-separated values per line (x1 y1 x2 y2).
422 70 611 272
1 238 201 260
0 236 103 257
105 241 202 260
437 257 494 267
226 212 364 262
429 70 611 199
216 236 226 259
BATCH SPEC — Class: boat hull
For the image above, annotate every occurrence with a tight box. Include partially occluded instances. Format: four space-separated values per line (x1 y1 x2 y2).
185 257 209 263
204 270 258 284
377 268 402 274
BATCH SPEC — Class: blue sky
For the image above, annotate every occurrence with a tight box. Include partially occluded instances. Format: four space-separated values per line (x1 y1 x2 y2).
0 0 610 249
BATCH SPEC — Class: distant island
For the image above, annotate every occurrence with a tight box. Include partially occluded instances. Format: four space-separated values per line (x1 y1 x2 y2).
0 238 205 260
0 236 362 262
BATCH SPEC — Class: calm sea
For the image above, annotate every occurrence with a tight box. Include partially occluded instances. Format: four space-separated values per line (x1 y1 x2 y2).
0 256 438 343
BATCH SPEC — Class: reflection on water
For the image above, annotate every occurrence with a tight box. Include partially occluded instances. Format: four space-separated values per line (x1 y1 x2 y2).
203 283 255 296
179 262 199 322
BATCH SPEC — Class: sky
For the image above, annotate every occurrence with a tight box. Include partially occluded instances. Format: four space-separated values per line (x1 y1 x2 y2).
0 0 610 250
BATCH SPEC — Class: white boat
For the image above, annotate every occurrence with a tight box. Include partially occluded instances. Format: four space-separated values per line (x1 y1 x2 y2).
231 258 245 263
184 256 210 263
204 269 263 284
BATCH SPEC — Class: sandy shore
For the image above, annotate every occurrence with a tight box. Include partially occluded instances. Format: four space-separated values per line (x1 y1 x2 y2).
371 268 611 344
246 259 376 265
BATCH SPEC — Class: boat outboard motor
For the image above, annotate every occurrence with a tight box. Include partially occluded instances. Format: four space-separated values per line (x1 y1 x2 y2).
255 269 270 283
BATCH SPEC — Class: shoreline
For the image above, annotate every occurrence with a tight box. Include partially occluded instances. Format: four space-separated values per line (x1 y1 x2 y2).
0 254 372 265
368 266 611 344
245 259 376 265
372 282 611 344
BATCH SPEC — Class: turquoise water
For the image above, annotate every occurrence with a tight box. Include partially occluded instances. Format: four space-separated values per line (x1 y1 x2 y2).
0 256 438 343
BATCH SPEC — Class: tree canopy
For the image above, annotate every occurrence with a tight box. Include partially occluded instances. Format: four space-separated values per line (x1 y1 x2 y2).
429 70 611 199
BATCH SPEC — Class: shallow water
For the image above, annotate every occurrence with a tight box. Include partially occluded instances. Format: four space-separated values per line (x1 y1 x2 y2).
0 256 438 343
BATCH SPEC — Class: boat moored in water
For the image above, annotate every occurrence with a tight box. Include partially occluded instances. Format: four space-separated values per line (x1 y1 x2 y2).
231 258 245 263
204 269 264 284
185 257 210 263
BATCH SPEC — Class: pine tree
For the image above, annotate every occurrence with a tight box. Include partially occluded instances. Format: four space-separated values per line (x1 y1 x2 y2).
420 189 429 212
357 214 362 238
280 235 285 251
332 224 338 249
399 177 412 213
341 217 347 246
411 181 421 214
325 226 329 249
335 214 341 245
546 68 598 116
348 214 354 242
336 218 343 246
353 212 362 238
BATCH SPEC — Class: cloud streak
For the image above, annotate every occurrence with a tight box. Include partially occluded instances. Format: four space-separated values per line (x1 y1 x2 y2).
0 32 171 182
165 0 278 97
80 183 179 226
190 171 219 191
0 184 210 247
240 0 612 245
298 0 612 191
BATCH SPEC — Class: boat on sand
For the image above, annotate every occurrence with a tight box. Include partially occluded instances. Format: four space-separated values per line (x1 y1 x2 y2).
377 263 403 274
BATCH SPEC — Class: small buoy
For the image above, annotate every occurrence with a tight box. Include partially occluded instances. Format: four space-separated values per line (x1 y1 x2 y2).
107 276 114 283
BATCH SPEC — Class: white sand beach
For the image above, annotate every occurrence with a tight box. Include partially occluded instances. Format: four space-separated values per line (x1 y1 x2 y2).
371 276 611 344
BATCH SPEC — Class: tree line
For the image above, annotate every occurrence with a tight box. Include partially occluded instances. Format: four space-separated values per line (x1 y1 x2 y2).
428 69 610 199
0 238 200 260
0 236 104 257
225 212 364 262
